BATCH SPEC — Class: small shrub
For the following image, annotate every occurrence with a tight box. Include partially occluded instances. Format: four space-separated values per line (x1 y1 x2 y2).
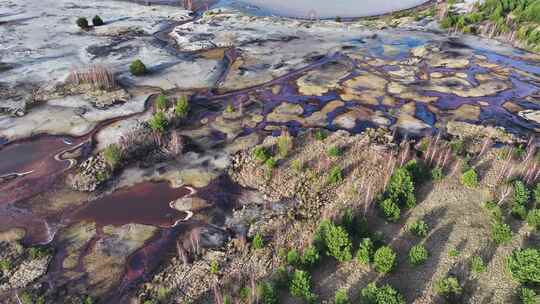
253 147 271 163
328 166 343 185
225 104 235 113
76 17 89 29
239 287 251 302
373 246 397 273
408 219 429 237
277 132 293 158
289 270 316 302
334 288 350 304
257 282 278 304
314 129 326 141
301 247 320 268
148 111 168 133
450 139 465 155
435 276 462 300
527 209 540 230
461 168 479 188
519 287 538 304
0 259 11 272
129 59 147 76
92 15 104 26
431 166 444 181
287 249 301 266
387 168 416 208
408 244 429 266
492 221 512 245
404 159 428 183
379 198 401 222
291 159 304 172
506 248 540 285
356 238 374 265
175 96 189 119
484 201 503 221
470 256 487 274
155 94 167 111
103 144 122 168
210 259 219 275
448 248 460 258
252 233 264 249
28 246 51 259
534 183 540 204
327 146 343 157
20 292 33 304
514 180 531 206
265 157 277 170
274 266 290 289
513 204 529 220
361 282 405 304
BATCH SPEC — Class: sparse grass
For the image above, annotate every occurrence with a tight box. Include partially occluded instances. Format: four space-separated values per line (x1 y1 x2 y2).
314 129 327 141
103 144 122 169
449 248 460 258
431 166 444 181
327 146 343 157
328 165 344 185
277 132 293 158
252 233 264 249
470 256 487 275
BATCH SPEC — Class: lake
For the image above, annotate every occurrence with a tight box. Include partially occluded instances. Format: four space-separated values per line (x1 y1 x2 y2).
238 0 429 18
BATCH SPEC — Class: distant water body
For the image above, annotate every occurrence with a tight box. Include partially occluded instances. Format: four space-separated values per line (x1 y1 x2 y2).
238 0 429 18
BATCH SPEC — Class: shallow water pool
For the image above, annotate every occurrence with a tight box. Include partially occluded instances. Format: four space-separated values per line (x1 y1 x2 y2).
237 0 428 18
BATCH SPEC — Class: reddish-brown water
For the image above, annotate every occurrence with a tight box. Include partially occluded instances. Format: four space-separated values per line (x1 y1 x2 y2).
73 181 190 227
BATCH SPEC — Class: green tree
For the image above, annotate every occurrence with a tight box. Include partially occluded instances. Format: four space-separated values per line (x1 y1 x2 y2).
76 17 89 29
408 219 429 237
520 287 538 304
527 209 540 230
379 198 401 222
507 248 540 285
356 238 374 265
175 96 189 119
387 168 416 208
155 94 167 111
470 256 487 274
328 166 344 185
287 249 301 267
408 244 429 266
92 15 104 26
301 247 320 268
148 112 168 133
289 270 316 302
314 220 352 262
361 282 405 304
257 282 278 304
373 246 397 273
492 221 512 245
130 59 147 76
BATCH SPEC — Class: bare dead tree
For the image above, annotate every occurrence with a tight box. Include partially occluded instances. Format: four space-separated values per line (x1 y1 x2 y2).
212 280 224 304
498 183 512 206
67 65 116 90
478 137 493 158
176 240 189 265
189 228 201 256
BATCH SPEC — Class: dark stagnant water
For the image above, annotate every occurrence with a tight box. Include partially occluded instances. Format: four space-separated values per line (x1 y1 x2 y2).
73 181 190 227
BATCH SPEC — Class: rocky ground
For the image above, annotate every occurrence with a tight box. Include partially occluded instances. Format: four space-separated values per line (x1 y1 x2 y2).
0 0 539 303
